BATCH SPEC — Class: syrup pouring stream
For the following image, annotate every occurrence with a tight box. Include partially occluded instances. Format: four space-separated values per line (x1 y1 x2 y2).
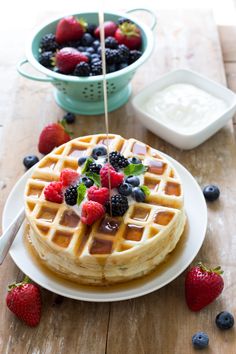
0 10 113 264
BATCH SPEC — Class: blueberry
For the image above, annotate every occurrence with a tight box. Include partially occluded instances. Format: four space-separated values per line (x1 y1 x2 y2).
79 176 94 188
91 146 107 159
23 155 39 169
81 33 94 46
87 23 97 35
82 52 91 62
216 311 234 330
192 332 209 349
78 157 87 166
128 156 141 164
203 184 220 201
77 46 86 52
125 175 140 187
91 53 100 60
91 57 100 64
63 112 75 124
132 187 145 202
118 183 132 196
92 40 100 51
86 47 95 54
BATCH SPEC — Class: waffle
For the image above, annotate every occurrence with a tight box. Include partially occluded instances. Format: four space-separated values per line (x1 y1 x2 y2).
24 134 186 285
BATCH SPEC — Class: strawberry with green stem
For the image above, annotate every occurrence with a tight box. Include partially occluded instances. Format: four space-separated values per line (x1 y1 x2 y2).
6 276 41 327
115 22 142 50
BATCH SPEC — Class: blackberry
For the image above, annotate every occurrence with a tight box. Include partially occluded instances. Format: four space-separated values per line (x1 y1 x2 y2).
106 194 129 216
106 64 117 73
129 50 142 64
38 51 54 68
87 23 97 35
40 33 59 52
117 17 132 25
109 151 129 170
105 36 118 49
81 33 94 46
87 163 102 174
105 48 120 64
118 44 130 63
65 185 78 206
73 62 91 77
91 61 102 75
118 63 128 71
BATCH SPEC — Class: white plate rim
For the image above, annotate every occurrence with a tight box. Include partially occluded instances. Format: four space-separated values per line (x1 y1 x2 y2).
2 153 207 302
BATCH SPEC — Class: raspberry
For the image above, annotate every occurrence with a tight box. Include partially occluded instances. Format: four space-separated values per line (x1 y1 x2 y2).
60 169 79 188
81 201 105 225
100 164 124 188
87 186 109 205
44 181 63 203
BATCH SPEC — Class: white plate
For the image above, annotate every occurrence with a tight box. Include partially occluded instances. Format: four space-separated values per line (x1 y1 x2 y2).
2 154 207 302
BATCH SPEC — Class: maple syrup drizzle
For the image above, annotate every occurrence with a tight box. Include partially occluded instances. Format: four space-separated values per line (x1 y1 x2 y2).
98 10 112 215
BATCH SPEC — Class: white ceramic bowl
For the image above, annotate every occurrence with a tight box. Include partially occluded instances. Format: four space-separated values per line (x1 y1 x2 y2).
132 69 236 149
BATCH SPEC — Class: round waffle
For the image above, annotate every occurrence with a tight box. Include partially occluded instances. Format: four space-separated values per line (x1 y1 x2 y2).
24 134 186 285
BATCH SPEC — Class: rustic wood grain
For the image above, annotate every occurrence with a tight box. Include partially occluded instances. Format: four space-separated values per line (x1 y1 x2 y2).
1 9 236 354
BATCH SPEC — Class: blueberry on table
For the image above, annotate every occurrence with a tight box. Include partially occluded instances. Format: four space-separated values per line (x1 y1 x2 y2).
126 175 140 187
192 332 209 349
132 187 146 202
216 311 234 330
80 176 94 188
23 155 39 169
91 146 107 159
203 184 220 201
63 112 76 124
118 183 132 196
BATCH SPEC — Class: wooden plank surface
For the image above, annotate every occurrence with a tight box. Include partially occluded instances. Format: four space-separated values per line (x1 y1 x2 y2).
1 9 236 354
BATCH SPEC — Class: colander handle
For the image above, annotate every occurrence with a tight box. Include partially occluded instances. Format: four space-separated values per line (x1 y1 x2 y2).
126 8 157 31
17 59 53 82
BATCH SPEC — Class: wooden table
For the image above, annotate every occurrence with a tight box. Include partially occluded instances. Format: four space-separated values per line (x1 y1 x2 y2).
1 9 236 354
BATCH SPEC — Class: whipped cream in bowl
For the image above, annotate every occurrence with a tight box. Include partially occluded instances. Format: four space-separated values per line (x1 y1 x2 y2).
132 69 236 149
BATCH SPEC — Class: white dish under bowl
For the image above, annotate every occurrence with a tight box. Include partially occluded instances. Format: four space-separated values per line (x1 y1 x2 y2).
132 69 236 149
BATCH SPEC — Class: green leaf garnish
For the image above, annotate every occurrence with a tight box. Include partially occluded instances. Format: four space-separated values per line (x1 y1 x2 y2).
85 172 101 186
81 157 94 174
77 183 87 206
124 163 147 176
140 185 151 197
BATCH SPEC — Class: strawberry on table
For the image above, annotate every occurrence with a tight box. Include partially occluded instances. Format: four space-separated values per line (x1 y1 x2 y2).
115 22 142 50
185 262 224 311
94 21 118 38
81 201 105 225
6 276 41 327
38 122 71 154
56 16 87 44
55 47 89 74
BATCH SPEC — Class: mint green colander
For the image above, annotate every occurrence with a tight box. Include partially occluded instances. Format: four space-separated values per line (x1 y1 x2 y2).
17 9 156 115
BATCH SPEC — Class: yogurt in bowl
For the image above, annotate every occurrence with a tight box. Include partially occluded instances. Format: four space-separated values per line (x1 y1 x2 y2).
132 69 236 150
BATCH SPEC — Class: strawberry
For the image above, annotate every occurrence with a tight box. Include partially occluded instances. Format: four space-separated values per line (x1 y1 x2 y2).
81 201 105 225
87 186 109 205
94 21 118 38
185 262 224 311
44 181 63 203
100 163 124 188
60 169 79 188
55 47 88 74
55 16 87 44
38 122 70 154
114 22 142 50
6 276 41 327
